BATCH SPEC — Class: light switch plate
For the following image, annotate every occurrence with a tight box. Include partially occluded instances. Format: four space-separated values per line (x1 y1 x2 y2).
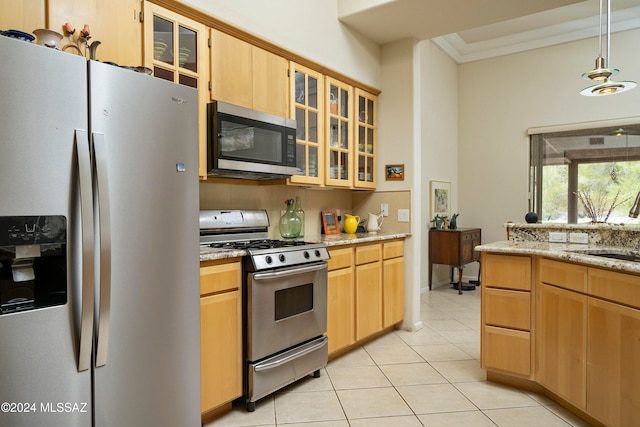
398 209 410 222
548 232 567 242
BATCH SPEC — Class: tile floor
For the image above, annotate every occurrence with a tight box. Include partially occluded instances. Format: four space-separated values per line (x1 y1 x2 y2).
205 285 592 427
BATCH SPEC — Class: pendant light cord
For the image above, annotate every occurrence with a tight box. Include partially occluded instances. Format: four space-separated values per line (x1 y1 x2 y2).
606 0 611 68
598 0 604 61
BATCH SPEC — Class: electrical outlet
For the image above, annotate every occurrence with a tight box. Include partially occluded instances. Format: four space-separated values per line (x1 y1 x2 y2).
548 232 567 243
380 204 389 217
569 232 589 244
398 209 410 222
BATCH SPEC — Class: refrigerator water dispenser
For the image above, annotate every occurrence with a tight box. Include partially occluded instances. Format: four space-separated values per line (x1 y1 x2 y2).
0 216 67 315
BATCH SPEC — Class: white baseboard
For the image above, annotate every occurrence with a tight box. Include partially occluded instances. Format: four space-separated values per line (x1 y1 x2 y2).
400 320 424 332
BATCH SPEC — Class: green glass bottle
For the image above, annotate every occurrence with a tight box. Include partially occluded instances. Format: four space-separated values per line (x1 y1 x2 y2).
294 196 305 238
279 199 302 238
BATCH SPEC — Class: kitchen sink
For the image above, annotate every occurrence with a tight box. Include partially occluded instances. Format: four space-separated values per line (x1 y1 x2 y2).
569 249 640 262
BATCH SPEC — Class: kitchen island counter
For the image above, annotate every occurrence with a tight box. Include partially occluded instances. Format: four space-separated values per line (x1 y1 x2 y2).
476 240 640 274
477 238 640 427
200 232 409 262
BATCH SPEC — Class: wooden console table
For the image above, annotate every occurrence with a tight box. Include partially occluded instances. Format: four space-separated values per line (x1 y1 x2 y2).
429 228 481 294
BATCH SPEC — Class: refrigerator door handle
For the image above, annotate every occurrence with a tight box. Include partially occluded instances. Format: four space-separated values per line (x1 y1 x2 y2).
75 130 95 372
93 132 112 367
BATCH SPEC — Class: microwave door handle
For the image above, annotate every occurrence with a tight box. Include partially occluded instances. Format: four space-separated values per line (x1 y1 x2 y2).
92 132 112 368
75 130 95 372
251 263 327 281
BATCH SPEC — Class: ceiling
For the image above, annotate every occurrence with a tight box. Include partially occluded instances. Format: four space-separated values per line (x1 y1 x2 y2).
337 0 640 63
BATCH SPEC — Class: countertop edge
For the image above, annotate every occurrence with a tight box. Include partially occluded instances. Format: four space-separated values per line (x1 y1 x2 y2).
476 241 640 274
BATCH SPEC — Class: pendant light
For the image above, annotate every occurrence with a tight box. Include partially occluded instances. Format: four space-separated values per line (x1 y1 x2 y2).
580 0 636 96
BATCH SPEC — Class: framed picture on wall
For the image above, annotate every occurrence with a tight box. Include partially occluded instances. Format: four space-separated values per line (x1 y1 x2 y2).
385 164 404 181
430 180 451 218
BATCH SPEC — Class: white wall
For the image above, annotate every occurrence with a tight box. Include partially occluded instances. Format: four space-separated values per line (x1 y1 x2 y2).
458 29 640 248
379 38 421 329
183 0 381 88
418 40 460 289
377 38 460 325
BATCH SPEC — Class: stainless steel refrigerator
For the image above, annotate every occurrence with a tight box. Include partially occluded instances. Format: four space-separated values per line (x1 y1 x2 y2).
0 35 200 426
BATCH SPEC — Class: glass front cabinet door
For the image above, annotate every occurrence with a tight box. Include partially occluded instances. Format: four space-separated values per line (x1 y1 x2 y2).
289 63 324 186
325 78 353 188
354 89 377 189
143 2 209 178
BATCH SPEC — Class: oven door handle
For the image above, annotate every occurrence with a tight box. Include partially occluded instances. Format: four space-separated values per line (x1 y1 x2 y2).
254 336 328 372
252 263 327 281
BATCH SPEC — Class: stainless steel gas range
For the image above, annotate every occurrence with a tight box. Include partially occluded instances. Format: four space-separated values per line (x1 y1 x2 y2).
200 210 330 412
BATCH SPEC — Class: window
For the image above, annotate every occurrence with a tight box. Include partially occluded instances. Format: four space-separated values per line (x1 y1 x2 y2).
529 124 640 224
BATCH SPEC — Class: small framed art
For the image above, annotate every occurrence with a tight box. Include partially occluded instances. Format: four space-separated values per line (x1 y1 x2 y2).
385 164 404 181
430 180 451 218
321 210 340 235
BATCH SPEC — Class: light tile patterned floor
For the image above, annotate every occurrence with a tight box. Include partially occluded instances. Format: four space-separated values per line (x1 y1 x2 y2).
205 285 593 426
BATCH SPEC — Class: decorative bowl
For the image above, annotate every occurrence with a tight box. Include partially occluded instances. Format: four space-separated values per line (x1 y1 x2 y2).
134 66 153 75
33 28 63 50
2 29 35 42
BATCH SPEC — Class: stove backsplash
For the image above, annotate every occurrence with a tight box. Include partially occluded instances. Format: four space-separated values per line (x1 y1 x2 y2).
199 183 411 237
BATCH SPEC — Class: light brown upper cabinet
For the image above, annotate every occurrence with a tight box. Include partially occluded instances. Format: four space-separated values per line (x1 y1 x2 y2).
325 77 353 188
354 88 377 189
142 1 208 178
209 28 288 118
289 63 324 186
48 0 141 66
0 0 45 34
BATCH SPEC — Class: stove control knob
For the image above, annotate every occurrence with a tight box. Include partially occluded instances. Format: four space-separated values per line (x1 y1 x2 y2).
279 254 286 263
314 249 321 258
265 255 273 264
304 251 310 259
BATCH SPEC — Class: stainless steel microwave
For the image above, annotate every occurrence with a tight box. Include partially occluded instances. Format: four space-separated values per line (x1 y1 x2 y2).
207 101 301 179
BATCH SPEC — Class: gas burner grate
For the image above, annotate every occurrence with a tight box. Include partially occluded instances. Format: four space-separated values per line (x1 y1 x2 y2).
209 239 311 250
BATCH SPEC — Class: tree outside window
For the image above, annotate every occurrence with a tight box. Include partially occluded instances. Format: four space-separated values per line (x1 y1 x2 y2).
530 124 640 225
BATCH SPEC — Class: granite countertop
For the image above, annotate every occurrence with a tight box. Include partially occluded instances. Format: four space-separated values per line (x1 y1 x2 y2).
200 231 409 262
476 240 640 275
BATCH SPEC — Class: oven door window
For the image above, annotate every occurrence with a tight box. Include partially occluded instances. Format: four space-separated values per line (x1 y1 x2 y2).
274 282 313 321
219 114 283 164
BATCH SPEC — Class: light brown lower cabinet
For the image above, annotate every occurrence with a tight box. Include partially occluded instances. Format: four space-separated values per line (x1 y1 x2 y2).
587 294 640 427
327 265 355 353
481 253 532 378
327 239 404 356
483 326 531 376
326 247 355 354
355 259 382 340
536 283 587 410
383 257 404 327
483 253 640 427
200 259 242 415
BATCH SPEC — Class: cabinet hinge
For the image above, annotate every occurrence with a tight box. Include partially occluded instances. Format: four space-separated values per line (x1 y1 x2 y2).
287 69 290 77
139 11 144 22
208 38 211 48
208 81 212 91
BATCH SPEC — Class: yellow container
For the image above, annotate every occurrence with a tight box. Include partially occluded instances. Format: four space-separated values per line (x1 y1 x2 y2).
343 214 360 234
